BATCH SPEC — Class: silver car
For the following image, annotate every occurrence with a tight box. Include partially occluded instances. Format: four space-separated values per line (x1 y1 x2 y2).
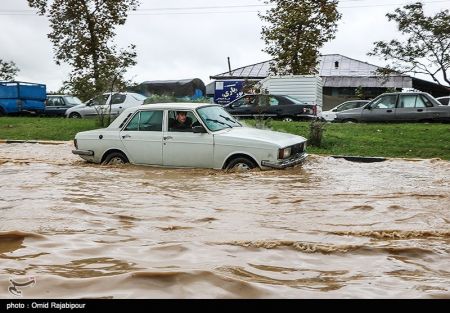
335 92 450 123
72 103 308 171
65 92 147 118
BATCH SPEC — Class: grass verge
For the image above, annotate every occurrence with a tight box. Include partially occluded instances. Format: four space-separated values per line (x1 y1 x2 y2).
1 117 449 160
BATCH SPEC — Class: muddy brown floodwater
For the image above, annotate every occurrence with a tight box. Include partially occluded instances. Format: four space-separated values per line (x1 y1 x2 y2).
0 142 449 298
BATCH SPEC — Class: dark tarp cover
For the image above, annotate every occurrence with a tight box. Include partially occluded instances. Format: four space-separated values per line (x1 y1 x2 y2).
130 78 206 99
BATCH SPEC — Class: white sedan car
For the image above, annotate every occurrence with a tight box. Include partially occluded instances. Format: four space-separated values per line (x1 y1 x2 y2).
65 92 147 118
320 100 370 122
72 103 308 171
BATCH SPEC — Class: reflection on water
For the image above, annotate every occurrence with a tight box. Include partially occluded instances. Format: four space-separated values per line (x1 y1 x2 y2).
0 143 449 298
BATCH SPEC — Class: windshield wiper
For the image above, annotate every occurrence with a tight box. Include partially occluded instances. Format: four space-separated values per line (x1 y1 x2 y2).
206 118 232 128
219 114 241 126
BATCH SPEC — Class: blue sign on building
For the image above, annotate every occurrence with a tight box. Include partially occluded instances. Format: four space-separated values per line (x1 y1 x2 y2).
214 80 244 104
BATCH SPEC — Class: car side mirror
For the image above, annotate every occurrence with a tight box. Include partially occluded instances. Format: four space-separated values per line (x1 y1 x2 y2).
332 109 337 112
364 105 371 110
192 125 207 133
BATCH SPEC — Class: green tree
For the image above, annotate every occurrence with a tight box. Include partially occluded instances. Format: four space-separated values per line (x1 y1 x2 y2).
355 86 365 99
369 2 450 88
27 0 139 100
0 60 19 81
259 0 341 75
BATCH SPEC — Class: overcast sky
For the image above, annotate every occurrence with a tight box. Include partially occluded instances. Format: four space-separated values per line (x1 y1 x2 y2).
0 0 448 91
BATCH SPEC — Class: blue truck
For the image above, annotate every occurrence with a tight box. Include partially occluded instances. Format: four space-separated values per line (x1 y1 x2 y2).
0 81 46 116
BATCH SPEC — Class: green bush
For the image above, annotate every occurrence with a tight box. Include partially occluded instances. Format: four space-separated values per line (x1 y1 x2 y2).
144 95 211 104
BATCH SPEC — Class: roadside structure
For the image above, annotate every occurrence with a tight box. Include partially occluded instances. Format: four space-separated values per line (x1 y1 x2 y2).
209 54 449 109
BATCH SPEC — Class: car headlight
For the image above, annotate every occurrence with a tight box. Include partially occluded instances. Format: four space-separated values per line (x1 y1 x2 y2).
278 147 291 159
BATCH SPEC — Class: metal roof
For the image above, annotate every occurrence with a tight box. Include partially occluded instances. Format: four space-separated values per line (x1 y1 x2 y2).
210 54 390 79
210 54 417 88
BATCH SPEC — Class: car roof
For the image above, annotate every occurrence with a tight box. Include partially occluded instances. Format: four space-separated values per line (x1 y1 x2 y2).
380 92 430 96
102 92 141 95
138 102 213 110
341 100 369 103
437 96 450 99
107 102 216 129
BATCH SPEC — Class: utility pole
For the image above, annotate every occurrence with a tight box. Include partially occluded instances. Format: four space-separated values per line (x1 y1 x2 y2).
227 57 232 75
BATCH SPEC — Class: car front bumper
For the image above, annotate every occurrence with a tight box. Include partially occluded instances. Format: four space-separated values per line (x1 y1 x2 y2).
261 153 308 169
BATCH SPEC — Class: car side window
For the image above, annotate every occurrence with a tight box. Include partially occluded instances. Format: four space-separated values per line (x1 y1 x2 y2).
370 95 397 109
337 102 353 111
92 94 108 106
415 96 427 108
111 94 126 105
239 96 257 107
399 95 417 108
124 112 140 131
168 110 199 132
234 98 247 107
258 95 271 107
269 97 279 106
46 98 55 106
420 95 434 107
140 111 163 131
399 95 429 108
124 111 163 131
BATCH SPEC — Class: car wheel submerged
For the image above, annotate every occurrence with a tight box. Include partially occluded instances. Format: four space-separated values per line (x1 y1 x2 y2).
225 157 257 172
102 152 129 165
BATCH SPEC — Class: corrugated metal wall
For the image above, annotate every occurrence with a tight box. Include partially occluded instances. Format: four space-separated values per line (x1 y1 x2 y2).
259 76 323 109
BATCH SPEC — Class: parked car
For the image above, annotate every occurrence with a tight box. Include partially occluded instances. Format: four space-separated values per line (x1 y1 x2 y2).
223 94 317 122
44 95 83 116
335 92 450 123
72 103 308 171
320 100 370 122
65 92 146 118
436 96 450 106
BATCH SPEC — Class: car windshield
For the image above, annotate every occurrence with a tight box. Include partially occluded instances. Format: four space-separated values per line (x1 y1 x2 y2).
197 106 242 131
63 96 83 105
131 93 147 101
283 95 307 104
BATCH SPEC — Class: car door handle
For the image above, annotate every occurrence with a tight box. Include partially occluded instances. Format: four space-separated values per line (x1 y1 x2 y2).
417 109 424 112
163 136 173 140
122 134 131 139
386 110 393 113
